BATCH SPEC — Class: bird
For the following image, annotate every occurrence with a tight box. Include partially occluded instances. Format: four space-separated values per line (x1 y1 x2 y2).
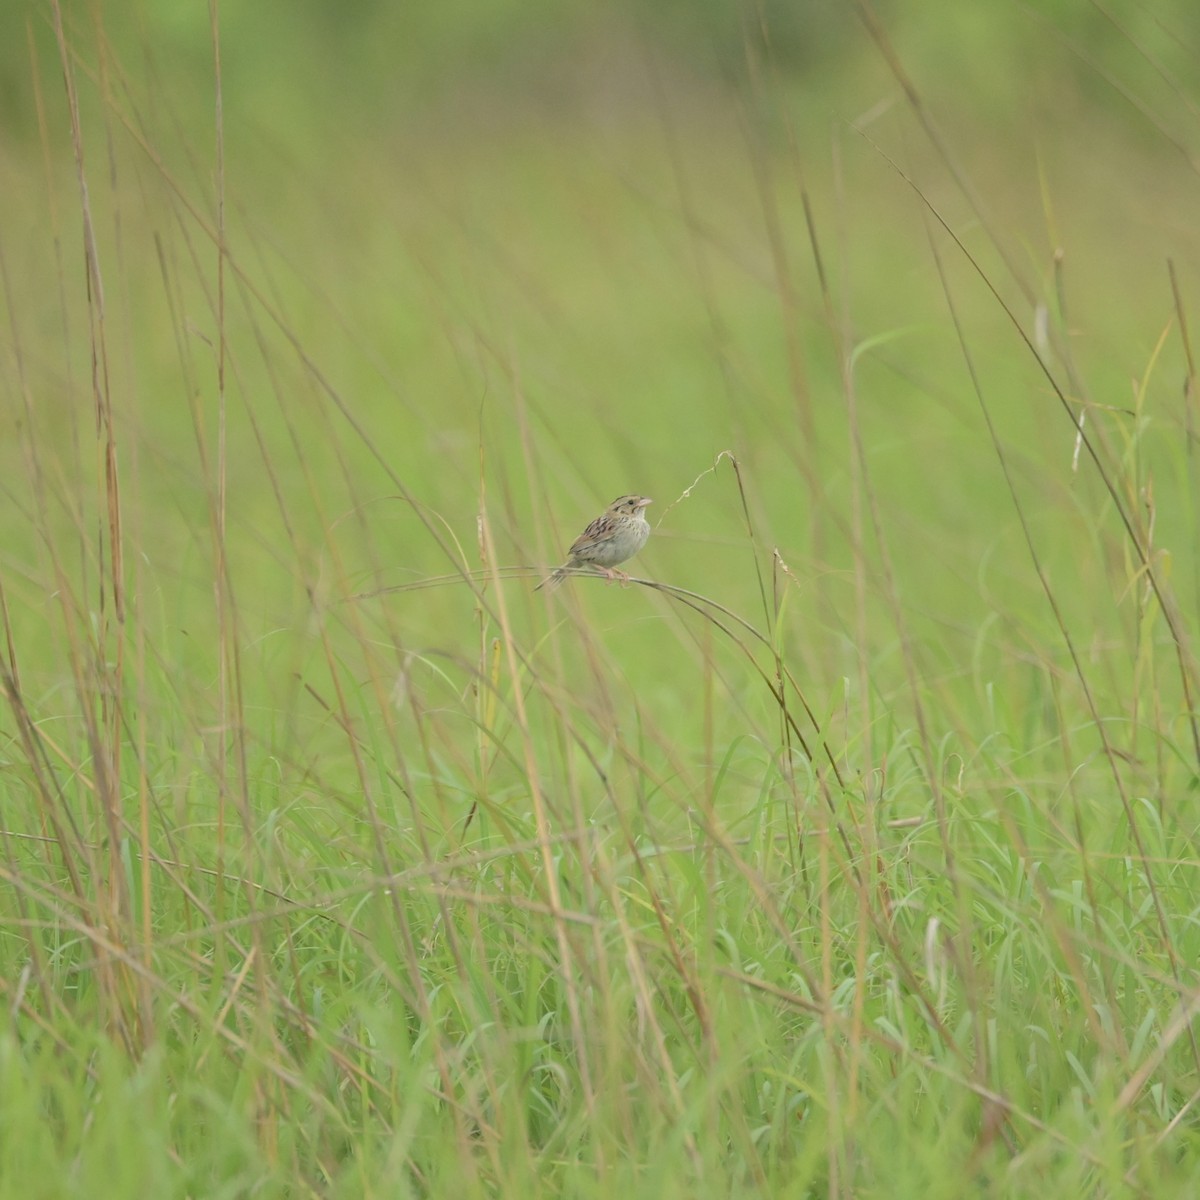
535 495 653 591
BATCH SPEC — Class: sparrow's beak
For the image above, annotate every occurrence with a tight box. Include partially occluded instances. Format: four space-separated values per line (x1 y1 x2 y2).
637 497 652 508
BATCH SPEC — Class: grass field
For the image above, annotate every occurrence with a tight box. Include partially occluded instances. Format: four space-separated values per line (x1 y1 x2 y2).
2 3 1199 1196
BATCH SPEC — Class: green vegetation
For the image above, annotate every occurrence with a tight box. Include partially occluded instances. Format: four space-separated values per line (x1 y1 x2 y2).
2 2 1198 1196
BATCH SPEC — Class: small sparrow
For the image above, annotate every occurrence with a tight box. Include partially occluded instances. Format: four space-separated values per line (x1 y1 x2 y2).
536 495 653 591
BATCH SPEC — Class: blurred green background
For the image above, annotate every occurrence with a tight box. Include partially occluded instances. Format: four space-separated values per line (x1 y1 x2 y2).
3 3 1200 1194
5 0 1198 720
3 0 1198 832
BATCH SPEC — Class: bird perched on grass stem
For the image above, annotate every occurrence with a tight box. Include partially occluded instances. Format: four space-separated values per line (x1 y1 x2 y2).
535 495 652 591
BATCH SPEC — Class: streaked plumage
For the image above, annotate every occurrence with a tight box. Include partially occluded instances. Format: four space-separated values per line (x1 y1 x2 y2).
535 495 652 591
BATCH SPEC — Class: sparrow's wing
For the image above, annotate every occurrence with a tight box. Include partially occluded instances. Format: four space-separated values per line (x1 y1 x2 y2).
567 515 614 558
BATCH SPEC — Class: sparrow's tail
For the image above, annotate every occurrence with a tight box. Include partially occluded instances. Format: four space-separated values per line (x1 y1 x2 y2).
534 566 568 592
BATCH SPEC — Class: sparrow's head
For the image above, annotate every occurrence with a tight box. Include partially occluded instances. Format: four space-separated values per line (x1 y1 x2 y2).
608 495 653 516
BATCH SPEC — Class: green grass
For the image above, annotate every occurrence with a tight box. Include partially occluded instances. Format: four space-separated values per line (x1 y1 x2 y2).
2 3 1199 1197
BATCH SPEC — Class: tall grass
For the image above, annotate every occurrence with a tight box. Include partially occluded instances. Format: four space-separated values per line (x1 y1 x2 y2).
1 3 1198 1196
